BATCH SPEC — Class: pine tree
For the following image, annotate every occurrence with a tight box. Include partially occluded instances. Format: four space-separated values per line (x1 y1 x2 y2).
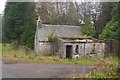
82 13 95 37
96 2 114 38
3 2 36 49
21 2 36 49
3 2 26 48
99 3 119 40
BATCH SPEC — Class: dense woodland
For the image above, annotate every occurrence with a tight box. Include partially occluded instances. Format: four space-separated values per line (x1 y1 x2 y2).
2 1 120 49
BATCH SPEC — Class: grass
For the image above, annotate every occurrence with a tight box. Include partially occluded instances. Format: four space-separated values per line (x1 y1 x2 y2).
2 44 119 78
104 56 118 65
2 44 119 66
0 43 2 60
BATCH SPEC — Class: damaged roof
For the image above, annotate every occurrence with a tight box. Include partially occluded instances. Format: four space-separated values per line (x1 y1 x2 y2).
58 37 104 43
37 24 82 41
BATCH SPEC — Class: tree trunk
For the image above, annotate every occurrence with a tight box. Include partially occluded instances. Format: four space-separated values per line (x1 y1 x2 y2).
12 37 21 50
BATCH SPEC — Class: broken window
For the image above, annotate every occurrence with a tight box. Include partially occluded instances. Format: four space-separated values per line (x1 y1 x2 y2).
75 45 79 54
90 44 96 54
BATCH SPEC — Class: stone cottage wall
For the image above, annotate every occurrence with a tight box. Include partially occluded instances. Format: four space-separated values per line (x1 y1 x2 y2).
36 40 60 55
58 42 105 58
37 42 51 54
85 43 105 57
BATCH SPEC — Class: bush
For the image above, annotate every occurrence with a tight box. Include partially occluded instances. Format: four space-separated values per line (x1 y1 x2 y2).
47 32 57 42
87 60 118 78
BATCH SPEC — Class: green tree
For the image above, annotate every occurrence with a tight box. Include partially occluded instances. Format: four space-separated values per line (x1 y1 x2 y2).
3 2 26 48
99 3 119 40
82 13 95 37
95 2 114 38
118 2 120 40
3 2 36 49
21 2 36 49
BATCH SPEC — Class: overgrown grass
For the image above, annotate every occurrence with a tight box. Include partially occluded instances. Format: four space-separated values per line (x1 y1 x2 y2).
104 56 118 65
2 44 119 78
0 43 2 60
86 59 119 78
2 44 119 66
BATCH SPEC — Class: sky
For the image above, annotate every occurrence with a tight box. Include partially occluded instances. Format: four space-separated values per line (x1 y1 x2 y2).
0 0 6 14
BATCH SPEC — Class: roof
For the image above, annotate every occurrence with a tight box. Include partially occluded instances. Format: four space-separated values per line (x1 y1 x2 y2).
59 36 92 39
58 37 105 43
59 38 93 43
37 24 82 41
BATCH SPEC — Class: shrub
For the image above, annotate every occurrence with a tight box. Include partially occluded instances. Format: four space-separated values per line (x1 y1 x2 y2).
87 60 118 78
47 32 57 42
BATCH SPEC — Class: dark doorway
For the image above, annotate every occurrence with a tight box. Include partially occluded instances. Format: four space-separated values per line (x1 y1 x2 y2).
66 45 72 58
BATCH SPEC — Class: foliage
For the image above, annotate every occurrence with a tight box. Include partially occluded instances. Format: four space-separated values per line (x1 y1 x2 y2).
3 2 36 49
21 2 36 49
95 2 114 38
47 32 56 42
81 12 95 37
81 22 95 37
99 21 118 40
99 3 119 40
87 60 118 78
21 25 35 49
3 2 25 47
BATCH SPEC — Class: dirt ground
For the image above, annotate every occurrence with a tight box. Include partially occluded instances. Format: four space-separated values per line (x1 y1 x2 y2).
2 61 91 78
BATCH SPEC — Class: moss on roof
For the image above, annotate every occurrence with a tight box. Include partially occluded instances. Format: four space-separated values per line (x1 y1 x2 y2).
59 35 92 39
